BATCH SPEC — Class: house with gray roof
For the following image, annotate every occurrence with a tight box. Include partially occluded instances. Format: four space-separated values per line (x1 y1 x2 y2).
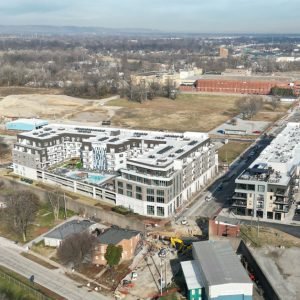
43 219 100 247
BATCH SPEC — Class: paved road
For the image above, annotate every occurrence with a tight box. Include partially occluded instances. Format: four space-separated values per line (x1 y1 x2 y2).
181 137 271 219
0 237 108 300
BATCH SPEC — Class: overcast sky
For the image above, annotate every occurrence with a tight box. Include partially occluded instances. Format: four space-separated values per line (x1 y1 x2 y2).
0 0 298 33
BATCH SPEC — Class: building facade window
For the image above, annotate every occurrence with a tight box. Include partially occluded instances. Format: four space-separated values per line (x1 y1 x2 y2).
157 197 165 203
136 186 142 193
136 193 142 200
147 205 155 215
117 181 123 187
157 207 165 216
147 188 154 195
258 185 265 192
147 195 155 202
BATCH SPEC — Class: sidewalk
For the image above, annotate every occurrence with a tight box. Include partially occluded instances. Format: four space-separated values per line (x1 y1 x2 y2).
25 249 111 291
218 207 300 226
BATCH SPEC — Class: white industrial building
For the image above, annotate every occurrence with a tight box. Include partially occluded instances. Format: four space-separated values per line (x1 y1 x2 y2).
181 241 253 300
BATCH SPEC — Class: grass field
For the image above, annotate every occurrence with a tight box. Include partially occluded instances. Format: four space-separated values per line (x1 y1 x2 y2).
108 95 292 132
218 141 252 164
108 94 240 132
252 102 291 122
241 225 300 248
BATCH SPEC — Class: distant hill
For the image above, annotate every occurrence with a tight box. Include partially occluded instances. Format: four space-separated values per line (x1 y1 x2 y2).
0 25 162 36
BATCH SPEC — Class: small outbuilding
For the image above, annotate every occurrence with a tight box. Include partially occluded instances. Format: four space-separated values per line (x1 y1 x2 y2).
44 219 98 247
5 118 48 131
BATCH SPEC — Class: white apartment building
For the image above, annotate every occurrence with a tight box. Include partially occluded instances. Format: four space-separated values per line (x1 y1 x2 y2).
232 123 300 221
12 124 218 218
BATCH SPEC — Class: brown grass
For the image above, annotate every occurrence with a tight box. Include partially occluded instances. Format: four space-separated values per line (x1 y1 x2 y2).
241 225 300 248
108 96 292 132
0 86 62 97
218 141 252 164
252 102 291 122
108 94 240 132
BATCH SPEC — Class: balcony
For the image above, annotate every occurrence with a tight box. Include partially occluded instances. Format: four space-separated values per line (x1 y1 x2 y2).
232 200 247 207
274 206 289 213
274 197 289 204
275 189 287 196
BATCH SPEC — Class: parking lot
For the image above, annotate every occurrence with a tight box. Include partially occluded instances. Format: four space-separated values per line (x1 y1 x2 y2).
210 117 270 136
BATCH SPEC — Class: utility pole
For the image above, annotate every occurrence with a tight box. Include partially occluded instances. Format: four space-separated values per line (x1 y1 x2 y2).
64 192 67 219
164 257 167 292
160 258 163 296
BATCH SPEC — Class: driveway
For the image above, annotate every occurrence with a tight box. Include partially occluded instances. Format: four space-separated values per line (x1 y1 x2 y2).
0 237 109 300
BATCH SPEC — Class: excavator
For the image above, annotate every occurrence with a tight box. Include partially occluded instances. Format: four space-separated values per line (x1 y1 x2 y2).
170 237 192 253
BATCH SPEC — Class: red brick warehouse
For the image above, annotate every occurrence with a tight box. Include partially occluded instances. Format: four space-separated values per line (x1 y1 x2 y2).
180 79 300 95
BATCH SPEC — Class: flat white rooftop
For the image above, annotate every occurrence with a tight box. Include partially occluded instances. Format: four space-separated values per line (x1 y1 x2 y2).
18 124 209 167
239 123 300 185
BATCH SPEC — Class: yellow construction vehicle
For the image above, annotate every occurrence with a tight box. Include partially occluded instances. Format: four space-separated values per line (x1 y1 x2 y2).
170 237 192 253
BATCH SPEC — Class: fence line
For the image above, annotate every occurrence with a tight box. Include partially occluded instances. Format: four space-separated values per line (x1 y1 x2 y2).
0 269 51 300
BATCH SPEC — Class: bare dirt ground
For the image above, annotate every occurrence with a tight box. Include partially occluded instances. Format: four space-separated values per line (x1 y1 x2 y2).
0 93 119 123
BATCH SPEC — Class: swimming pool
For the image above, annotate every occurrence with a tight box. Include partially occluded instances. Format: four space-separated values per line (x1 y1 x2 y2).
66 171 106 184
87 174 106 184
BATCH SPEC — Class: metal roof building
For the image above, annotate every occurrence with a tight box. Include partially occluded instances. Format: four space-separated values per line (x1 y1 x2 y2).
6 118 48 131
181 240 253 300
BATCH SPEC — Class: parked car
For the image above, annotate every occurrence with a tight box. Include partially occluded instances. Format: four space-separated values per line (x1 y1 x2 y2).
252 130 261 134
158 248 167 258
131 272 138 280
217 129 225 134
205 195 212 202
216 184 223 191
181 217 188 225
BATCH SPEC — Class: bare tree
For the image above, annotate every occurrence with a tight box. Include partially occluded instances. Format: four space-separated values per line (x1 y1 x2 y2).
0 137 10 158
47 186 63 221
235 95 263 119
5 191 39 242
57 232 96 267
271 97 280 111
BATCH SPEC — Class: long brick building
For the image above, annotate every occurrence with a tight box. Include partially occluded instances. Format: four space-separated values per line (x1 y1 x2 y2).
180 75 300 96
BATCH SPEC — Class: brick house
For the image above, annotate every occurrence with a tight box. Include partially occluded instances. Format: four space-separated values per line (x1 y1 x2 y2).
93 227 141 265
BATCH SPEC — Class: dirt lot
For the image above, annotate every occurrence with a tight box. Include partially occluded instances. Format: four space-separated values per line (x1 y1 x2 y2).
0 94 95 119
108 94 240 132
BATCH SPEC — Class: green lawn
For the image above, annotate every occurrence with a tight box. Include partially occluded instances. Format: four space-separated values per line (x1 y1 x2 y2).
0 203 75 243
218 141 252 164
0 265 63 299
